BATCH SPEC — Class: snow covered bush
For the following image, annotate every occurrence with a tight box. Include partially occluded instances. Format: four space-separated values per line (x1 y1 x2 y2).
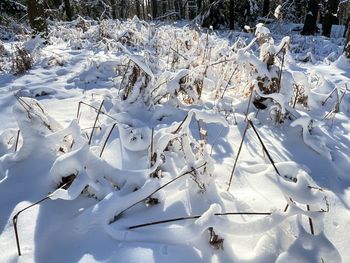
0 19 348 262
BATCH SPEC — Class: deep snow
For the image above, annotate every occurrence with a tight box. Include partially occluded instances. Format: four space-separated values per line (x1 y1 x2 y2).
0 19 349 263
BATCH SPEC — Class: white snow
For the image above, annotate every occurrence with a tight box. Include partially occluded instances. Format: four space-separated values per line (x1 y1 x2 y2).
0 19 349 263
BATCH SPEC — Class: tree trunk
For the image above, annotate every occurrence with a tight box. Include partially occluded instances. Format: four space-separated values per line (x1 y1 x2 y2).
111 0 117 19
26 0 48 37
121 0 127 19
345 19 350 58
197 0 202 12
295 0 303 23
151 0 157 19
135 0 141 18
262 0 269 17
229 0 234 29
301 0 319 35
64 0 73 21
141 0 146 19
322 0 339 37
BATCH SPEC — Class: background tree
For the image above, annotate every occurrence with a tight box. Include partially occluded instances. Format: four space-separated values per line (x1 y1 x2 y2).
345 19 350 58
64 0 73 21
322 0 339 37
262 0 270 16
301 0 319 35
229 0 234 29
151 0 158 18
26 0 48 37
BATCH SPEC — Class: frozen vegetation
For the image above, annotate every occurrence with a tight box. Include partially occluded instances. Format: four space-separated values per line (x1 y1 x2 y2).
0 18 349 263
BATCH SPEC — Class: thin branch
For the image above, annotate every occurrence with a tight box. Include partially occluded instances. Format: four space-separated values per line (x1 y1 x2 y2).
244 87 254 122
119 59 131 95
248 120 281 176
128 212 272 229
277 46 286 93
14 130 20 152
150 127 155 167
170 47 188 60
172 113 189 134
88 100 104 145
227 121 250 191
113 162 207 220
77 101 117 121
100 123 117 157
13 177 75 256
221 65 238 99
306 204 315 235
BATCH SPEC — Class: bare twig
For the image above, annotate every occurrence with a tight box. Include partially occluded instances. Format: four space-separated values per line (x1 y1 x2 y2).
292 85 300 108
77 101 117 122
221 65 238 99
172 113 188 134
100 123 117 157
306 204 315 235
227 121 250 191
13 177 75 256
88 100 104 145
277 46 286 93
244 87 254 122
150 127 155 167
198 65 209 99
128 211 272 229
14 130 20 152
119 59 131 94
248 120 281 176
112 162 207 221
170 47 188 60
321 87 338 106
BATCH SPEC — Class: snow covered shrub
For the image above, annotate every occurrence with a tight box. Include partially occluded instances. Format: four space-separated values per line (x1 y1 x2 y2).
1 19 347 262
11 45 33 75
75 16 91 33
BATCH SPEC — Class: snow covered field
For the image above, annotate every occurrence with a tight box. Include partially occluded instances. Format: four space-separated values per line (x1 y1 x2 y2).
0 19 349 263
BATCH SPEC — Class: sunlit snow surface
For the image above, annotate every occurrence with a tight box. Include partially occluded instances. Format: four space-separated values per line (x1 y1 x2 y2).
0 20 349 263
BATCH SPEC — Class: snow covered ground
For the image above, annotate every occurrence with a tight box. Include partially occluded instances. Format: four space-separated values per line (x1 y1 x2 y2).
0 19 349 263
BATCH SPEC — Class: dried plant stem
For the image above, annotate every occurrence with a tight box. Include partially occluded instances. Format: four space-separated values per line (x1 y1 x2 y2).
248 120 293 210
227 121 250 191
199 65 208 99
119 59 131 94
76 100 82 119
150 127 155 166
114 162 207 220
128 212 272 230
292 85 300 108
15 129 20 152
306 204 315 235
172 113 188 134
277 47 286 93
321 87 338 106
170 47 188 60
209 58 233 67
100 123 117 157
13 178 75 256
248 120 281 176
88 100 104 145
244 87 254 122
77 101 117 122
13 196 50 256
323 90 346 121
150 80 167 96
221 65 238 99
